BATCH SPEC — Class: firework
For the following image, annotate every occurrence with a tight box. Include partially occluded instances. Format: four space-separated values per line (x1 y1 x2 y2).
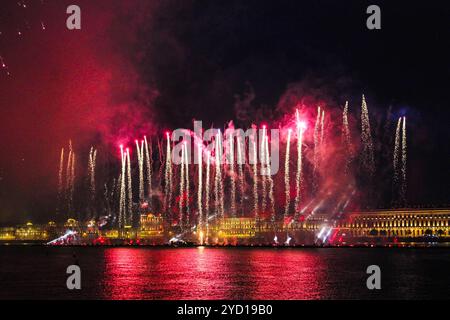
361 95 375 176
313 106 321 193
401 116 407 206
179 143 185 229
252 140 258 219
136 140 144 201
197 143 203 232
184 143 190 225
284 129 292 220
264 131 275 222
261 126 267 212
144 136 152 209
164 133 173 219
229 131 237 217
392 117 402 204
126 148 133 225
205 152 211 235
236 138 245 216
88 146 97 217
294 111 305 219
342 101 353 171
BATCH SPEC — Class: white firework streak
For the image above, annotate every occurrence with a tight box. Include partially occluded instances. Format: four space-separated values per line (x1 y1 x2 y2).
179 145 185 229
393 117 402 202
361 95 375 176
237 138 245 216
144 136 152 209
136 140 144 201
261 128 267 212
252 141 258 219
184 143 190 225
126 149 133 225
229 132 237 217
401 117 407 205
197 143 203 230
284 129 292 220
265 133 275 222
294 118 304 216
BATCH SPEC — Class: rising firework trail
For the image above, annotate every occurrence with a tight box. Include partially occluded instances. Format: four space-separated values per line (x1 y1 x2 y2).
184 142 190 226
135 140 144 201
342 101 353 171
57 147 65 215
228 131 237 217
88 146 97 217
264 130 275 222
294 111 305 218
236 137 245 216
261 126 267 212
401 116 407 206
126 148 133 225
284 129 292 220
144 136 152 209
179 143 185 229
205 151 211 241
393 117 402 204
119 145 126 228
252 140 258 219
361 95 375 176
197 143 203 231
164 133 173 219
313 107 321 193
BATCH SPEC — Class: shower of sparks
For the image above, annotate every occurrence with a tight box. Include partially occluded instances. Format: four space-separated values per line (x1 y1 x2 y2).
205 151 211 236
294 111 305 218
164 133 173 217
361 95 375 176
184 142 190 226
179 143 185 229
88 146 97 217
342 101 353 171
313 106 321 193
135 139 144 201
229 131 237 217
393 117 402 204
197 143 203 231
284 129 292 220
236 137 245 216
252 140 258 219
144 136 152 209
401 116 407 206
126 148 133 225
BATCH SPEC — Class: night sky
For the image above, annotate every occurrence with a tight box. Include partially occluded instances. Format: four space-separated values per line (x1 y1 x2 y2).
0 0 449 223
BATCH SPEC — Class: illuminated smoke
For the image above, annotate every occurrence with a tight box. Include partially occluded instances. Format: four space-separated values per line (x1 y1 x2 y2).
284 129 292 220
360 95 375 176
401 117 407 206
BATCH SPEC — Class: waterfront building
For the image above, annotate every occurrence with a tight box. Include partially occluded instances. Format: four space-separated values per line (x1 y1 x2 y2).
338 209 450 238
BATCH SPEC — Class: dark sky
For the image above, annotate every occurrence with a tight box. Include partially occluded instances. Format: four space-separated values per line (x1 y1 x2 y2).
0 0 449 223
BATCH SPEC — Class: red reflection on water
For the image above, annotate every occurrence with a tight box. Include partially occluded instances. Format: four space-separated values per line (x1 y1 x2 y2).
101 248 331 299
